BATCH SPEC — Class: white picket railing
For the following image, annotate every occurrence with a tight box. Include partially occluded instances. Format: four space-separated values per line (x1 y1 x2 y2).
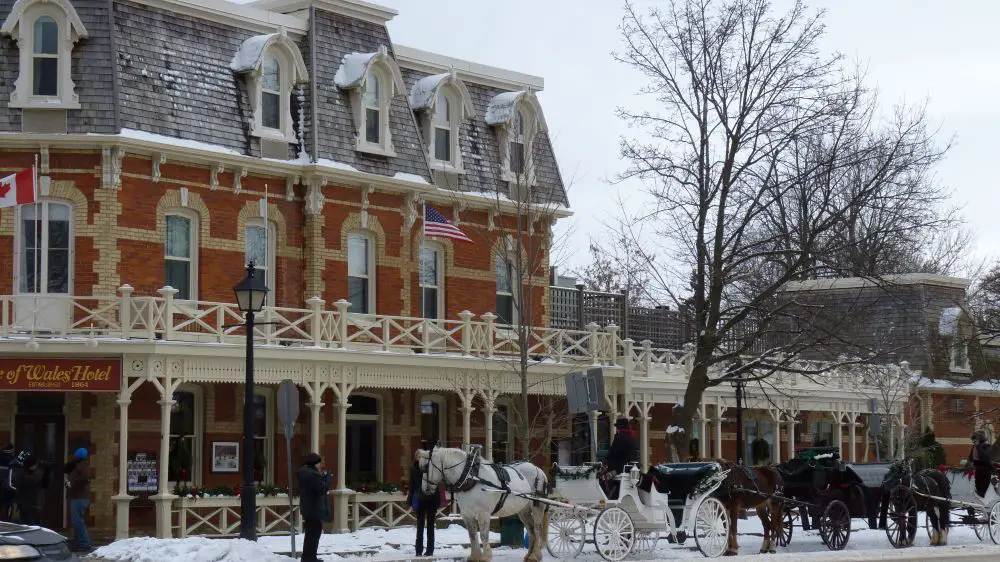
349 493 452 530
173 496 300 538
0 287 618 364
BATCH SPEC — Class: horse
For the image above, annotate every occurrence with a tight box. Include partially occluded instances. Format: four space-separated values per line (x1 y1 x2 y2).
418 446 548 562
715 460 784 555
882 464 951 546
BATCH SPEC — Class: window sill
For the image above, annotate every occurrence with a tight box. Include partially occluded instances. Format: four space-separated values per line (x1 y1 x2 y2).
949 366 972 375
251 126 296 144
503 170 537 185
431 161 465 175
10 98 80 110
356 139 397 158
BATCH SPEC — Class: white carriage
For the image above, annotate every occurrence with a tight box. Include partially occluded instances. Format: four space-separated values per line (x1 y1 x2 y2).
545 462 732 561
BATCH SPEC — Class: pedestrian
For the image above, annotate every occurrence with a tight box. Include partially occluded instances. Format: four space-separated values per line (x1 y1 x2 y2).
408 441 441 557
66 448 92 552
968 430 993 498
13 453 49 525
0 443 17 522
296 452 331 562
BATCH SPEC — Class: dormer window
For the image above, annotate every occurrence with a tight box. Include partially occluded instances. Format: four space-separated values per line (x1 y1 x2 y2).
335 47 407 157
230 33 309 145
363 74 382 145
1 0 89 109
485 90 548 186
434 92 452 162
408 71 475 172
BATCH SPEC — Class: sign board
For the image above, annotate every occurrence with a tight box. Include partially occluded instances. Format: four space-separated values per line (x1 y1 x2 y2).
277 379 300 437
0 358 121 392
126 452 158 494
566 368 605 414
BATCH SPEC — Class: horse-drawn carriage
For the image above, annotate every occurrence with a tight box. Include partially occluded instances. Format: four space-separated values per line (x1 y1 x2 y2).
546 462 732 560
775 446 891 550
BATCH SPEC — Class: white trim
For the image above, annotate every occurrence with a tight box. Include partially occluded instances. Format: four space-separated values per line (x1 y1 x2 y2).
394 44 544 91
248 0 397 25
347 230 376 314
164 209 199 302
781 273 971 292
126 0 308 35
2 1 87 110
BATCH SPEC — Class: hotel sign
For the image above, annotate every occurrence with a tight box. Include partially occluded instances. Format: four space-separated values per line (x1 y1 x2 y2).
0 358 122 392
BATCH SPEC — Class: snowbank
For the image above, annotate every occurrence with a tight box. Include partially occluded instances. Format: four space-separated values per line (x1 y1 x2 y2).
94 537 293 562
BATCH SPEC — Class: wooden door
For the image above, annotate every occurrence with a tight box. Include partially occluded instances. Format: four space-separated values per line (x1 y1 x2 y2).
14 411 66 530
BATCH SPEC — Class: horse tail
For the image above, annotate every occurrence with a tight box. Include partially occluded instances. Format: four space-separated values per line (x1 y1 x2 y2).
541 504 550 544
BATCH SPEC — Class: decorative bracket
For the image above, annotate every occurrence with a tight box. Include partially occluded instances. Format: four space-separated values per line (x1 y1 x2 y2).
453 201 466 226
209 163 224 191
101 146 124 189
39 145 49 174
234 167 247 195
179 187 189 208
305 176 326 216
487 208 496 231
402 193 421 230
285 176 298 201
151 153 167 183
360 185 373 228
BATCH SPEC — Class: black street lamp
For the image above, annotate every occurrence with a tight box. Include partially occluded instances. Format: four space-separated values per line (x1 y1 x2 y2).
728 359 746 466
233 261 269 541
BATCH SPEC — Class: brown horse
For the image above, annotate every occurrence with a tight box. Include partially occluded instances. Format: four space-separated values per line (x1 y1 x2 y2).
715 460 784 555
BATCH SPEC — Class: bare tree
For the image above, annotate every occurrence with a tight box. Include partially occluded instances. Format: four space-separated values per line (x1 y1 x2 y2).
575 240 654 306
614 0 953 460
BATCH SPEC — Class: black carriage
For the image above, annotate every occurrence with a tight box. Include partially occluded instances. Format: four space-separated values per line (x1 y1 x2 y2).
774 446 891 550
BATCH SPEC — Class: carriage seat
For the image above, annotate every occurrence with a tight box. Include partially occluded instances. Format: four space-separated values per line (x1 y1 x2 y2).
638 462 718 498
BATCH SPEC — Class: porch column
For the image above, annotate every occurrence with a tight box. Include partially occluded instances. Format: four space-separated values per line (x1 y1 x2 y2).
897 414 907 460
888 417 896 460
457 389 475 450
308 400 323 453
330 381 355 534
768 409 782 464
699 403 708 459
831 411 844 459
636 396 652 469
714 403 723 459
482 391 498 461
112 377 140 540
151 392 177 538
847 413 858 462
589 411 599 463
785 414 797 460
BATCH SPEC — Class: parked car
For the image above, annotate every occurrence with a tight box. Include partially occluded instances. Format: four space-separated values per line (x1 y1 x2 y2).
0 522 76 561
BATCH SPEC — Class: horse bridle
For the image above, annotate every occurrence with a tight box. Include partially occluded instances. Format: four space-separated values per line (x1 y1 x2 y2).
423 447 479 492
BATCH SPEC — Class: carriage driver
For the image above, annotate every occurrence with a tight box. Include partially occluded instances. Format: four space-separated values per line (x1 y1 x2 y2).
606 418 640 475
968 430 993 498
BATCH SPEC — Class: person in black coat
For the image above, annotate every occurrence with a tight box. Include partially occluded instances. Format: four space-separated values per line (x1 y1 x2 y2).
296 453 331 562
606 418 639 474
13 454 49 525
407 441 441 556
0 444 17 522
968 430 994 498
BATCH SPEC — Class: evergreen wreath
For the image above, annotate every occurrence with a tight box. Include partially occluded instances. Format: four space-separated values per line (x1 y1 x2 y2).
553 464 601 480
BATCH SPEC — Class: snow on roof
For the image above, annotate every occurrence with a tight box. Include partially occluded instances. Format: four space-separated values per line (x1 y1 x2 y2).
408 71 477 117
393 172 429 184
939 306 962 336
117 128 243 156
485 90 548 131
914 376 998 392
334 47 406 93
230 33 309 81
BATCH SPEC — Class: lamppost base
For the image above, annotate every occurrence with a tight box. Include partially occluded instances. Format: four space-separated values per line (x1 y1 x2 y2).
240 483 258 541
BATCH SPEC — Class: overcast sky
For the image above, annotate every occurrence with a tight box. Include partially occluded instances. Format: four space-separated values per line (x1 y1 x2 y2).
358 1 999 274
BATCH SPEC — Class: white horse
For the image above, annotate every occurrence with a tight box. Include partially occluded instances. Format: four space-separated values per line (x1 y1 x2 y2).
418 447 548 562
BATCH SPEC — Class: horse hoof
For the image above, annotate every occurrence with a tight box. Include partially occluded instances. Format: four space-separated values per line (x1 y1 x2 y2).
769 549 777 554
725 551 739 557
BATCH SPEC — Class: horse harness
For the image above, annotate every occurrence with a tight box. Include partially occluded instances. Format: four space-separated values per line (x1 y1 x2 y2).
425 448 525 516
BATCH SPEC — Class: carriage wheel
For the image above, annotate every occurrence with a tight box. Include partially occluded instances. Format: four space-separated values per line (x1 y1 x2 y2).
989 502 1000 545
885 485 917 548
694 497 730 558
974 517 987 542
776 507 794 547
818 500 851 551
923 512 932 542
632 530 659 553
593 506 635 562
546 508 586 558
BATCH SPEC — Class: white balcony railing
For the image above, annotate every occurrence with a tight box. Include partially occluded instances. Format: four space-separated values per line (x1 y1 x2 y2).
0 288 619 365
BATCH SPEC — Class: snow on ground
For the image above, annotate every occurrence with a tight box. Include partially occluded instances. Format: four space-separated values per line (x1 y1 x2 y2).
92 514 1000 562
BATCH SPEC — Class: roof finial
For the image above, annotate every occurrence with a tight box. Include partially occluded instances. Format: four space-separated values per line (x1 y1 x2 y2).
279 25 287 38
449 66 457 81
378 44 388 57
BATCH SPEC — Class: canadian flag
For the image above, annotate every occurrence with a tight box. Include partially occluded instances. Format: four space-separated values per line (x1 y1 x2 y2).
0 168 37 208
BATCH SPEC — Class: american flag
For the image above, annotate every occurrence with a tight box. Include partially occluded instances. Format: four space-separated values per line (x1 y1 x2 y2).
424 205 473 243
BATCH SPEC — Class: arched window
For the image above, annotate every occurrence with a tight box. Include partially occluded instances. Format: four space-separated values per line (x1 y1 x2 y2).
420 243 444 319
433 91 452 163
18 201 71 295
260 54 281 131
348 231 376 314
495 253 516 325
32 16 58 96
363 73 381 145
244 218 276 306
165 210 198 300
